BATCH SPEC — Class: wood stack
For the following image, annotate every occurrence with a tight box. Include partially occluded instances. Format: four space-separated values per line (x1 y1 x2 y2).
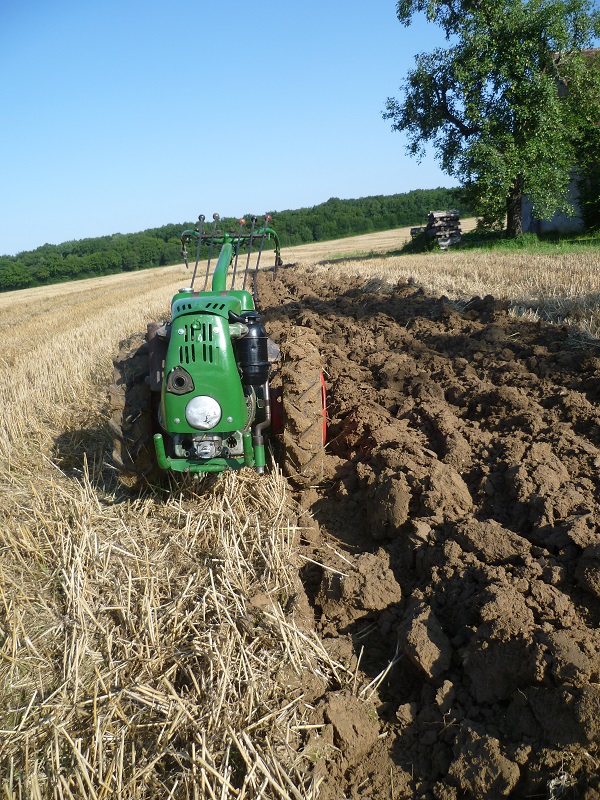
426 210 462 249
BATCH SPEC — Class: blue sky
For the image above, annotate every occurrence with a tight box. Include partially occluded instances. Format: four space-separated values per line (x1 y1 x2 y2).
0 1 450 255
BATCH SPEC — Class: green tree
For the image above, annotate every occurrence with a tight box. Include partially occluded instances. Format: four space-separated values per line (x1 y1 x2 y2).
568 50 600 228
384 0 600 237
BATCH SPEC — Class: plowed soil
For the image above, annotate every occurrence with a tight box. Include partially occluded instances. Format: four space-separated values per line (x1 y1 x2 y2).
257 265 600 800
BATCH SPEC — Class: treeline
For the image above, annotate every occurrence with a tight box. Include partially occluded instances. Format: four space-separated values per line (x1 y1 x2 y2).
0 227 186 292
269 188 468 245
0 188 467 292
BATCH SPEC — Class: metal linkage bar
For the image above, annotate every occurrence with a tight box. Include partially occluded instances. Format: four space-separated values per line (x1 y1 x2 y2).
190 214 205 290
242 216 257 291
252 214 271 306
203 213 220 291
230 218 245 290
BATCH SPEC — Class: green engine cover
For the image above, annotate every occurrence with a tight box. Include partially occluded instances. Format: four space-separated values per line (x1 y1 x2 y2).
161 310 250 435
162 286 254 432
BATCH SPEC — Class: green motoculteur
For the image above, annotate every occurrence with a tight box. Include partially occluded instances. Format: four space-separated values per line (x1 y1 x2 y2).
110 214 326 487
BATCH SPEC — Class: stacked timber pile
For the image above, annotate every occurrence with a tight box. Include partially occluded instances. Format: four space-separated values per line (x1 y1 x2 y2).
426 209 461 249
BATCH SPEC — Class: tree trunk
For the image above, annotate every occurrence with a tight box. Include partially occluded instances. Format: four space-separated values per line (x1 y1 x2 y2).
506 176 524 238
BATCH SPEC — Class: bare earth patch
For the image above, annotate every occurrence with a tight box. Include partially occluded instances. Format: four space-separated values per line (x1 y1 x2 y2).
257 265 600 799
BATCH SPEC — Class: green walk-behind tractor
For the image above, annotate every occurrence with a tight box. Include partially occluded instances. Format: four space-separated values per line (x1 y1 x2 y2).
109 214 327 488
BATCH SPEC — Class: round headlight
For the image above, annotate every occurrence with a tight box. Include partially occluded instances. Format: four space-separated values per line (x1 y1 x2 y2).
185 396 222 430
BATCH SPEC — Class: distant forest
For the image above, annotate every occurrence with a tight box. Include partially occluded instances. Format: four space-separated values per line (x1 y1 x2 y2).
0 188 468 292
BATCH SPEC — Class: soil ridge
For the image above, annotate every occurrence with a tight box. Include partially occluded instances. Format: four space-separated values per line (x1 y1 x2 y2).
258 265 600 800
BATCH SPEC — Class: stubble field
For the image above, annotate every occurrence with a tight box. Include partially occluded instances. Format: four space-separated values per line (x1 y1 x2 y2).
1 223 600 799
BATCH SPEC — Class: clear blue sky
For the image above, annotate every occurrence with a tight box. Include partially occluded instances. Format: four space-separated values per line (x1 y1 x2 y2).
0 1 450 256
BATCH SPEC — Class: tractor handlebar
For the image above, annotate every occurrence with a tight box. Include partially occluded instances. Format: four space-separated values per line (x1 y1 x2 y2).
180 226 281 256
180 215 283 295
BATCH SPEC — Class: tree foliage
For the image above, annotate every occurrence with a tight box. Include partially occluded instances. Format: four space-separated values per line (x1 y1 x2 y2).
570 51 600 229
0 188 469 293
384 0 600 236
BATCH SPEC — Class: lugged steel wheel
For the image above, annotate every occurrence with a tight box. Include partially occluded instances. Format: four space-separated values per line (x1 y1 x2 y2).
109 332 159 488
280 326 326 486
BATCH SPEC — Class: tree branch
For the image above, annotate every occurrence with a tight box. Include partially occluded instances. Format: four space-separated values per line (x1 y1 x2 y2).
437 86 481 137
